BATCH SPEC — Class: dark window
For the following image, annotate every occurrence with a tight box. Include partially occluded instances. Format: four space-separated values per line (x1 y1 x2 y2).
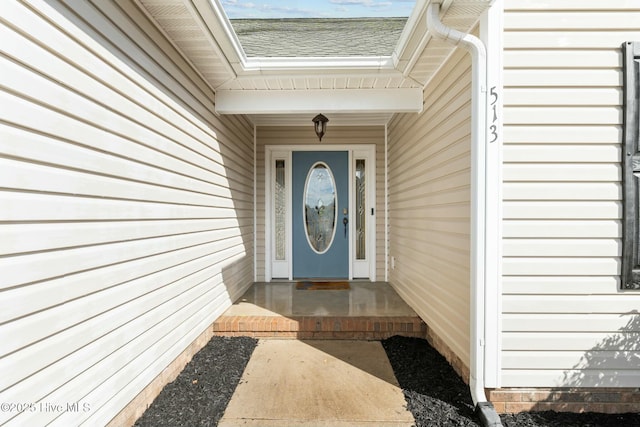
622 41 640 290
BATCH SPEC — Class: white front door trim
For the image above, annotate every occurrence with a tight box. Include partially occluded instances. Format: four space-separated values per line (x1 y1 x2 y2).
265 144 376 281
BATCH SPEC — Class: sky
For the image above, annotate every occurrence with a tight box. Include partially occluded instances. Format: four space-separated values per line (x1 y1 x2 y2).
220 0 417 19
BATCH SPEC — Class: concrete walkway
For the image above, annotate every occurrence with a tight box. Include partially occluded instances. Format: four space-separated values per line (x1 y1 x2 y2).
218 340 415 427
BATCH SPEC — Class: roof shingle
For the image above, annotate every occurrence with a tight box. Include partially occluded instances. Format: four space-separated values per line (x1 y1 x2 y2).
230 18 407 57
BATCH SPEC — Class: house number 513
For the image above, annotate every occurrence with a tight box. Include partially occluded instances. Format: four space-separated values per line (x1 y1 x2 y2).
489 86 499 143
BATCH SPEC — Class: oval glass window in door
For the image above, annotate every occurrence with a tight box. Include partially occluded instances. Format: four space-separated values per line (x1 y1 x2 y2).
303 162 337 253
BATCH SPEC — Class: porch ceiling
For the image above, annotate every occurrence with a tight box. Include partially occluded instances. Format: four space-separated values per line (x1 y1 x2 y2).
135 0 492 125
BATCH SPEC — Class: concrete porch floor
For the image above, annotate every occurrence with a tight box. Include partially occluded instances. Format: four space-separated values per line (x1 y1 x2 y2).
213 281 427 339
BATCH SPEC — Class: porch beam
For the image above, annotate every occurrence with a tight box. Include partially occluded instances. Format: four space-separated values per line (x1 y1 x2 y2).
215 88 423 115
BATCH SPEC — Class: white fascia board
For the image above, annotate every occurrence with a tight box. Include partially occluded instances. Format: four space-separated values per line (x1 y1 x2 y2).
393 0 428 70
225 67 412 87
215 88 423 114
242 56 395 71
192 0 248 74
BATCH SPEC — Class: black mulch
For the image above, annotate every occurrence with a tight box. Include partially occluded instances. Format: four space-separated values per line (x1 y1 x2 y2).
134 336 257 427
382 335 480 426
135 335 640 427
500 412 640 427
382 336 640 427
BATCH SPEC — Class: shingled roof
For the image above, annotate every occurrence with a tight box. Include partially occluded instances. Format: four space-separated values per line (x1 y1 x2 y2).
230 18 408 57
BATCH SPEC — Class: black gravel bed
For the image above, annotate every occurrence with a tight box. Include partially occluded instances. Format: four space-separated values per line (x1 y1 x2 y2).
382 336 640 427
135 335 639 427
134 336 257 427
500 411 640 427
382 335 481 426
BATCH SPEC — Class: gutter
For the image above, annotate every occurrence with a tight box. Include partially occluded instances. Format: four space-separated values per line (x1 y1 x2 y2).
426 3 502 426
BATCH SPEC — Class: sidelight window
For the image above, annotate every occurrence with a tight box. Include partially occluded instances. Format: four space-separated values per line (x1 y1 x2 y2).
274 159 286 260
356 159 366 260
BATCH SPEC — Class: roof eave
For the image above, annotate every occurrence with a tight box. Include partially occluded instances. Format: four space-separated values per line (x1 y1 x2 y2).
195 0 418 77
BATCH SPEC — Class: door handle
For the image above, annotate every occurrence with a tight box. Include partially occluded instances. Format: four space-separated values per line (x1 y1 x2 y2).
343 217 348 238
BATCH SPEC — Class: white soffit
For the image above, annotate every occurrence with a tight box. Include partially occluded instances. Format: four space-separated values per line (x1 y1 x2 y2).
248 113 395 126
215 88 423 115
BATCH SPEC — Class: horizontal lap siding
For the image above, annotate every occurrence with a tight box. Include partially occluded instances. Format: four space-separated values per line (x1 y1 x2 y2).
502 0 640 388
255 126 385 281
388 47 472 370
0 1 253 425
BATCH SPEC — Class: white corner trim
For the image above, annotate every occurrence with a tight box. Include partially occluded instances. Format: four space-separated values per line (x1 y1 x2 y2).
216 88 423 115
253 124 257 282
385 123 390 282
480 0 503 389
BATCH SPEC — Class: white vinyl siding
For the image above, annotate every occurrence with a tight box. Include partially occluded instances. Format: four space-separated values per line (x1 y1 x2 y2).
388 46 472 370
255 126 386 281
0 1 253 425
501 0 640 387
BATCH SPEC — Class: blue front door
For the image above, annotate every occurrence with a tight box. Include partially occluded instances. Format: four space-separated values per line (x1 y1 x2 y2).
292 151 349 278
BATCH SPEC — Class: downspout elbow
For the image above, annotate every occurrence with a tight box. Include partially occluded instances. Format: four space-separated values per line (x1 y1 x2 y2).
426 2 466 44
427 2 486 65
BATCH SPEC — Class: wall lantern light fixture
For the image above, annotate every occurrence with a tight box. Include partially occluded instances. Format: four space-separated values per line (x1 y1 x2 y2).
312 113 329 141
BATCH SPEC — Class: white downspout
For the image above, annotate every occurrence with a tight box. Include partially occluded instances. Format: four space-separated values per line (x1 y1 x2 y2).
426 3 502 426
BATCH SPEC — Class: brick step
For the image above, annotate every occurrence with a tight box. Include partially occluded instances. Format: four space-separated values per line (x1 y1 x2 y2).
212 315 427 339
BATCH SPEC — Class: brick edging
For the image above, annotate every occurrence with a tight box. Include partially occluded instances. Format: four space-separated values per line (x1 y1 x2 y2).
423 326 471 383
488 388 640 414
